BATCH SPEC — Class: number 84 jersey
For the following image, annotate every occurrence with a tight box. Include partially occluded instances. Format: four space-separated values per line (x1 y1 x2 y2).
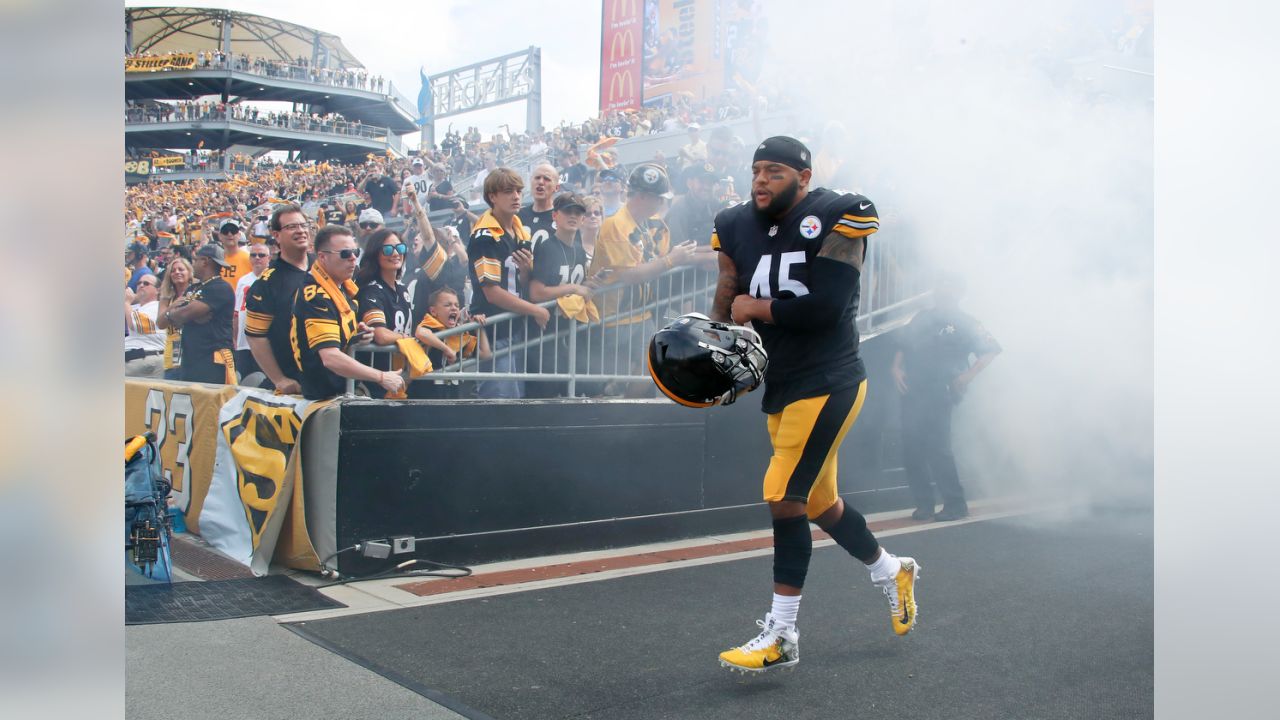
711 187 880 413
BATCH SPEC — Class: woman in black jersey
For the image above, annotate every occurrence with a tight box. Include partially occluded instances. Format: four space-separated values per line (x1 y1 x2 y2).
354 228 415 397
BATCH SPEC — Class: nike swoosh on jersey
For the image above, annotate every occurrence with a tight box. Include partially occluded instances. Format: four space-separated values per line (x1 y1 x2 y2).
859 202 871 210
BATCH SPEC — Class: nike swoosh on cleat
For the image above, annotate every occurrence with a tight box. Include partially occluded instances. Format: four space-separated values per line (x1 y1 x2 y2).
762 656 786 667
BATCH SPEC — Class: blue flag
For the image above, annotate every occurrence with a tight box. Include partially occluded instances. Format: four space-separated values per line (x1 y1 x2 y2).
416 67 433 126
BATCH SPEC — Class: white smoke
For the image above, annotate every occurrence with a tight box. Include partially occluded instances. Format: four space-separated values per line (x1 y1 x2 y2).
756 0 1154 507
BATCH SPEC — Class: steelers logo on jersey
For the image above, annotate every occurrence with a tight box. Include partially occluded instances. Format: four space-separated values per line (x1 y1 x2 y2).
799 215 822 239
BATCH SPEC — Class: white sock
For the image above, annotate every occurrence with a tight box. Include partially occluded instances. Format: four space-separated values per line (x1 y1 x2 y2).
867 550 902 584
770 593 801 629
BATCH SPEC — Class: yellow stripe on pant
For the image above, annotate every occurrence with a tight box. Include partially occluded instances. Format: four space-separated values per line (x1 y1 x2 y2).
763 379 868 519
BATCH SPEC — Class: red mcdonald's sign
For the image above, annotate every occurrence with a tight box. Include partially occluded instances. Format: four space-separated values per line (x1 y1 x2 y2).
600 0 641 112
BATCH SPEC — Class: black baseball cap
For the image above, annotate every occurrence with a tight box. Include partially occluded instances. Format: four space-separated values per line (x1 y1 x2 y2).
219 220 241 234
752 136 812 172
194 243 231 268
627 164 674 199
598 168 623 183
683 162 718 184
552 192 587 213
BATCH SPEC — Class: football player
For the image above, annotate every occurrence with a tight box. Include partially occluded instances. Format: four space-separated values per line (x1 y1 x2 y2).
710 136 920 673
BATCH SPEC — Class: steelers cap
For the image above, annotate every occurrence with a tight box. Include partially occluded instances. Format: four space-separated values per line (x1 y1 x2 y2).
627 163 674 199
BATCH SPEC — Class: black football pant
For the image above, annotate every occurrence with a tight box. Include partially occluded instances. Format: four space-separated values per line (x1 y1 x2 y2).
902 394 966 510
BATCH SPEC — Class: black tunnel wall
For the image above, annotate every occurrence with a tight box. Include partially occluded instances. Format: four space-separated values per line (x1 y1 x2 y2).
333 330 910 574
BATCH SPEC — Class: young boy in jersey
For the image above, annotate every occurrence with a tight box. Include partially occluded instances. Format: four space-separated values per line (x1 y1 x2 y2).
414 287 491 399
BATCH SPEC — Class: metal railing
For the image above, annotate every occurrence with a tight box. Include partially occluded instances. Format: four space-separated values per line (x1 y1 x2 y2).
159 54 391 94
345 256 930 398
347 265 715 397
125 107 391 141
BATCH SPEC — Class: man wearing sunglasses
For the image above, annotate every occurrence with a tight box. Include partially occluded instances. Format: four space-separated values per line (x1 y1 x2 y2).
356 208 384 239
232 242 272 384
217 220 254 289
291 225 404 400
124 274 165 378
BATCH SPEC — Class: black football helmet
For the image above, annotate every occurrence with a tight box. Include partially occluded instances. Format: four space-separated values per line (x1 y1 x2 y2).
647 313 768 408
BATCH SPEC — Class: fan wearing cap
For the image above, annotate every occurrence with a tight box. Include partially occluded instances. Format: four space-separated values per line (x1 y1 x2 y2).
595 168 625 218
216 220 254 288
356 208 385 240
705 136 919 674
677 122 708 169
125 242 153 291
666 162 723 271
586 163 698 393
587 163 698 310
528 192 596 398
163 243 237 385
398 157 431 214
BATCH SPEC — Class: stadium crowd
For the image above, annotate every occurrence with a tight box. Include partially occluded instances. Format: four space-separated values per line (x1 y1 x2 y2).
124 112 768 399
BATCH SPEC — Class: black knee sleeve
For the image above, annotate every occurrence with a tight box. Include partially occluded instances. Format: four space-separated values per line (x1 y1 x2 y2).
826 506 880 563
772 514 813 589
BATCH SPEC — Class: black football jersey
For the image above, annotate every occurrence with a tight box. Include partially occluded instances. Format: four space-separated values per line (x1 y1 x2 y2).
467 227 520 318
518 206 555 253
290 277 361 400
356 278 413 334
357 277 413 373
178 277 234 379
712 187 880 413
532 235 588 289
244 258 309 381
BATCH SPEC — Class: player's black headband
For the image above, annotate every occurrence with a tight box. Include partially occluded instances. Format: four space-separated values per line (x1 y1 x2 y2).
752 136 812 172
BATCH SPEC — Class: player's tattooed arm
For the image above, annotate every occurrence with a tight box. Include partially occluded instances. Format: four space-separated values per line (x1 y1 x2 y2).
816 231 864 271
710 252 738 322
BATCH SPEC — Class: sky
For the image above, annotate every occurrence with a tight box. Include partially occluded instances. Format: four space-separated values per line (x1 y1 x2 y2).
125 0 605 147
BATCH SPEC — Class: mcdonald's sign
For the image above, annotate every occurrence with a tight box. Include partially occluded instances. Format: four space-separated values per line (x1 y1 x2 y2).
610 0 638 22
600 0 641 112
608 71 636 104
610 29 636 62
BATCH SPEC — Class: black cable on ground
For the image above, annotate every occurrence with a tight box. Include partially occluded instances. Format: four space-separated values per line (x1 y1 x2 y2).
317 557 473 588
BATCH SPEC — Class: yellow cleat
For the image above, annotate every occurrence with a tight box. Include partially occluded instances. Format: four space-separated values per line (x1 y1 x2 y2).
718 613 799 673
882 557 921 636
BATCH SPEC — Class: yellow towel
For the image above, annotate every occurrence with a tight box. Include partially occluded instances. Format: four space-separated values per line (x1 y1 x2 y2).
556 294 600 323
385 337 433 399
395 337 433 377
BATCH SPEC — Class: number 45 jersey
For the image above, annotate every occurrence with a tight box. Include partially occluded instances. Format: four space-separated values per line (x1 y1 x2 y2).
711 187 880 413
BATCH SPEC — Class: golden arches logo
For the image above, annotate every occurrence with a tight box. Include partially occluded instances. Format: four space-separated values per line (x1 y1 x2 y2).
611 0 639 23
608 70 635 103
610 29 636 62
